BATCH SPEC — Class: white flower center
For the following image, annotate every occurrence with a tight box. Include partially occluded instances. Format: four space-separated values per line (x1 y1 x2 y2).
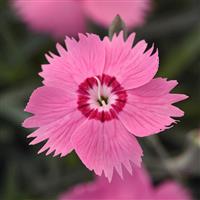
88 77 117 111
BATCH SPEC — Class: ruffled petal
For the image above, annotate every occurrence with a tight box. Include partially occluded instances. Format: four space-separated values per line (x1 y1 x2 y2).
71 119 143 181
118 78 188 137
103 32 159 89
28 111 84 157
23 86 76 128
39 46 78 93
64 33 105 83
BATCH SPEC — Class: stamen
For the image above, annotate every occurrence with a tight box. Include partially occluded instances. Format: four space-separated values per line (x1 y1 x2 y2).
94 76 102 102
94 76 108 106
102 100 106 106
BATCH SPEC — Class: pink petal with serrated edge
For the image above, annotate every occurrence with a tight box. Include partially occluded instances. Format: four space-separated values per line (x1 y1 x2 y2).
28 111 84 157
71 119 143 182
103 32 159 89
118 78 188 137
23 86 76 128
65 34 106 84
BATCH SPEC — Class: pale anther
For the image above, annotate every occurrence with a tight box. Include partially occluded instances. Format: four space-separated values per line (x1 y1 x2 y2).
94 76 107 106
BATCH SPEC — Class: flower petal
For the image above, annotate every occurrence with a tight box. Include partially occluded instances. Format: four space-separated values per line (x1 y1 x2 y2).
64 33 105 83
28 111 84 157
118 78 188 137
23 86 76 128
71 119 143 181
103 33 159 89
39 48 78 93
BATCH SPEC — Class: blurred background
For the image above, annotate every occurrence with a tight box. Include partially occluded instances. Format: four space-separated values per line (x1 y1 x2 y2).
0 0 200 199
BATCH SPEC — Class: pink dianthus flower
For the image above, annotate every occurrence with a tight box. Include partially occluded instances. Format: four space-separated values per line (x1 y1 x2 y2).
23 32 188 181
59 167 191 200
